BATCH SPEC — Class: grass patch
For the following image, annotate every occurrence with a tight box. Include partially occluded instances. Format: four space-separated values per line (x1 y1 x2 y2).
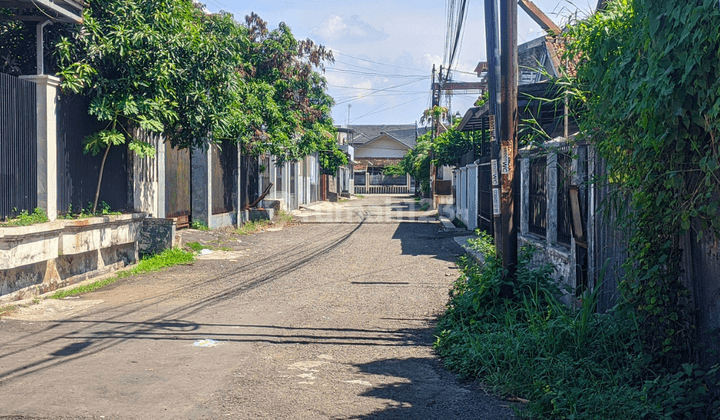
57 201 121 219
1 208 49 227
0 304 18 317
191 220 210 231
276 210 294 224
355 194 365 199
186 241 209 252
414 196 421 202
237 219 272 235
419 203 430 211
434 232 720 419
49 248 195 299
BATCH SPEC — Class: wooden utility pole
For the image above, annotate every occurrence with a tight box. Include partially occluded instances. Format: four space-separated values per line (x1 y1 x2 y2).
500 0 519 276
430 65 438 200
484 0 503 253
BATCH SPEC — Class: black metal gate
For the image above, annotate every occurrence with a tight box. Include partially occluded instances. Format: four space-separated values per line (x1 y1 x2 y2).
57 93 127 214
0 73 37 220
165 142 191 219
211 143 237 215
478 161 493 235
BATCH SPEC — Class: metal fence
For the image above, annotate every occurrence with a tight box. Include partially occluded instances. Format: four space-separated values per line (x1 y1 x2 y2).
478 162 494 235
211 143 236 215
529 156 547 237
57 93 127 214
165 142 191 219
557 152 572 246
354 185 410 194
0 73 37 219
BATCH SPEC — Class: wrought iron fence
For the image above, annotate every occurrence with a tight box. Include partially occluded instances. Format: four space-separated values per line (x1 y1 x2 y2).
478 162 493 235
0 73 37 219
529 156 547 237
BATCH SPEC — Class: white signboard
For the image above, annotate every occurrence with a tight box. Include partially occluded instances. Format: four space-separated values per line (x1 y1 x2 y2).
492 188 501 215
501 147 510 174
488 115 496 142
491 159 499 186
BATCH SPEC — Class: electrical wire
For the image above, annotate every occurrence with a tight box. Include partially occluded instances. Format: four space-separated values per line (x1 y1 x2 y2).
333 77 429 105
350 96 428 123
332 51 426 73
325 68 426 78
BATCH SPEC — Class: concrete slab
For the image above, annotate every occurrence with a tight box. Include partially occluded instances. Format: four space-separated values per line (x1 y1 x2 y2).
439 216 460 232
454 235 486 266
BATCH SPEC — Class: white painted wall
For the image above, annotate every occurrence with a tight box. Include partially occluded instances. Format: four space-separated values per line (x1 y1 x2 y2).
354 136 409 159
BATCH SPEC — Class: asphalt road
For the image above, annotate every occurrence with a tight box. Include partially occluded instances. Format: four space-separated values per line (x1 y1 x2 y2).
0 195 516 420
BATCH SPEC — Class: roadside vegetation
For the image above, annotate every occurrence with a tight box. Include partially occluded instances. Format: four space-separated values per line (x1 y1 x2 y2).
49 248 194 299
435 233 719 419
236 219 273 236
1 1 347 214
0 304 18 317
437 1 720 418
0 208 48 227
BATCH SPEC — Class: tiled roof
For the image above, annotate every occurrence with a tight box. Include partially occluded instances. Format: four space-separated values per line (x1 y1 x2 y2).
340 124 421 148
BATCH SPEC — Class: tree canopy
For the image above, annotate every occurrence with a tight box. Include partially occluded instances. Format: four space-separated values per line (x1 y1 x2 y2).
40 0 346 210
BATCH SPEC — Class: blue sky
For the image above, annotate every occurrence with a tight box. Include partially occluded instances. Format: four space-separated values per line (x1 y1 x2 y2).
202 1 596 126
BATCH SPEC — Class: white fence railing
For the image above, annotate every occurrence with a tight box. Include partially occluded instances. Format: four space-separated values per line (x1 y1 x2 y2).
355 185 411 194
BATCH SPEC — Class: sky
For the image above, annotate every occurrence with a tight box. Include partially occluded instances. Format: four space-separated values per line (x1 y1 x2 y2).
202 1 597 127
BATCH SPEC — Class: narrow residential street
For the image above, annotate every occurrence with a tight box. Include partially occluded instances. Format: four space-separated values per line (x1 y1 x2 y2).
0 195 515 420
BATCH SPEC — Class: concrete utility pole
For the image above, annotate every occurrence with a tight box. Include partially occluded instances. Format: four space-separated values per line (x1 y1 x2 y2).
500 0 519 276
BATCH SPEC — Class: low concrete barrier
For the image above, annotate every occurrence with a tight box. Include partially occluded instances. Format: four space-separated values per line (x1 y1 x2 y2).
0 213 148 300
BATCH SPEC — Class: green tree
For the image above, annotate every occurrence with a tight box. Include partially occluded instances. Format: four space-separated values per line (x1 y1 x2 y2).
56 2 339 212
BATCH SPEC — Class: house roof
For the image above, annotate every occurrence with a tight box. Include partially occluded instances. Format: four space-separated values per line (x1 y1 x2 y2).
0 0 85 23
341 124 422 149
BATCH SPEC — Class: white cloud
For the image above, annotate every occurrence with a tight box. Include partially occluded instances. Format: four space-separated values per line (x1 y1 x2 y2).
313 14 389 44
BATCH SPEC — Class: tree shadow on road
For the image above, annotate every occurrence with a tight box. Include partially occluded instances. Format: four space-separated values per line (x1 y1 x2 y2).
392 222 463 263
350 355 517 420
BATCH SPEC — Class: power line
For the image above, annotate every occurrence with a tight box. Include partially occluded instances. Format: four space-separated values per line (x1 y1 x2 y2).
332 51 426 73
350 96 427 123
325 68 426 78
329 84 427 92
334 78 429 105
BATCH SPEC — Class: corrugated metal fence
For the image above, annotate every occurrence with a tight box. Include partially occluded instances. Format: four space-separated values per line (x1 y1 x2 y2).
0 73 37 219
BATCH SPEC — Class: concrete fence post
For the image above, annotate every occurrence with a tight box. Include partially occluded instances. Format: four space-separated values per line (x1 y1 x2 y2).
191 144 212 227
19 75 59 221
467 163 478 231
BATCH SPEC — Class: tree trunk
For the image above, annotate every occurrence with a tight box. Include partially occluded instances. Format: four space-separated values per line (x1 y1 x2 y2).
93 144 112 214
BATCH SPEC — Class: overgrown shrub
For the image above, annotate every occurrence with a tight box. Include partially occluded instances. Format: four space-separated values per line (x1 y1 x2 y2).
562 0 720 368
434 233 719 419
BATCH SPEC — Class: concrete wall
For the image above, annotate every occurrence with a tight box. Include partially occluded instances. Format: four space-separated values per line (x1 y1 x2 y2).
0 214 149 301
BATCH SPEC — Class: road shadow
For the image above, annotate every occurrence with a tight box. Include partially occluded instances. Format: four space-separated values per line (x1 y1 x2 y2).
391 222 462 263
351 355 518 419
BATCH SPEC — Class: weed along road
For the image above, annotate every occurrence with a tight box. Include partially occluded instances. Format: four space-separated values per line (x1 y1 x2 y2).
0 196 515 419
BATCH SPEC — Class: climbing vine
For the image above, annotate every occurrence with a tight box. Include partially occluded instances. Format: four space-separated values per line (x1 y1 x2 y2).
564 0 720 367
